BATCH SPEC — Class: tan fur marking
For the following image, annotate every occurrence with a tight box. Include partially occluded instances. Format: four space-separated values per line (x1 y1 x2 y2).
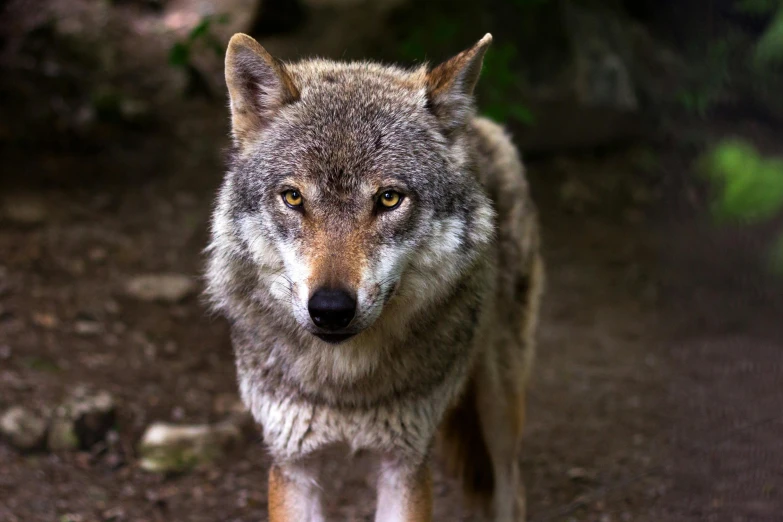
268 465 295 522
306 226 367 291
405 464 434 522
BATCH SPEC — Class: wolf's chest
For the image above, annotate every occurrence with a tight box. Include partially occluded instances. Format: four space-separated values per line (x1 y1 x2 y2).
241 376 463 463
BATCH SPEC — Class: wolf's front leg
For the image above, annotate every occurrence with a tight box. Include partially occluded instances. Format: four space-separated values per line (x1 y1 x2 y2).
375 458 433 522
268 463 325 522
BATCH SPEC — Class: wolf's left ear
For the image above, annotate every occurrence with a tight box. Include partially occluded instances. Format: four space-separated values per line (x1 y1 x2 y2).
225 33 299 146
426 33 492 132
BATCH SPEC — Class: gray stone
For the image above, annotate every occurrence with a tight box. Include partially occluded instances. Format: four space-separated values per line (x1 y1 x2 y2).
138 420 244 473
563 2 638 112
73 320 103 336
47 416 80 451
48 388 116 451
507 1 684 152
124 274 196 303
0 406 47 451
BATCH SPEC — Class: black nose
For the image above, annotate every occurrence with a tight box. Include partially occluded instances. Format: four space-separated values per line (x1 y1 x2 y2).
308 288 356 331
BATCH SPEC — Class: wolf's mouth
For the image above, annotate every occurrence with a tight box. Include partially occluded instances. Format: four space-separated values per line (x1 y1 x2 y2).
314 332 356 344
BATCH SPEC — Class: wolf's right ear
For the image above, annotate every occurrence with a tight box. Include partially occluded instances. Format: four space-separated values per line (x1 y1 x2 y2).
225 33 299 146
426 34 492 133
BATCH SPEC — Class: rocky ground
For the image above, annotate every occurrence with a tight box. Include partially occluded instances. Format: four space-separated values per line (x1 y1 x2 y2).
2 1 783 521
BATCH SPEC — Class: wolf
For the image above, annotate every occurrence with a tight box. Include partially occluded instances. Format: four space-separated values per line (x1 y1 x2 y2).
205 31 544 522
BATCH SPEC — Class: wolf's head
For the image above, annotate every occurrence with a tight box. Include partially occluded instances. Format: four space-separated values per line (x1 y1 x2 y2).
208 34 496 346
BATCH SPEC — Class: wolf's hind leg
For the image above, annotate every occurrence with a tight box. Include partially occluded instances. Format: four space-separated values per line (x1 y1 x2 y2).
439 365 526 522
477 252 543 522
475 362 528 522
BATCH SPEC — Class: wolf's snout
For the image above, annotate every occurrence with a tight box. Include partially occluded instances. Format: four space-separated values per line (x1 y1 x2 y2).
308 288 356 330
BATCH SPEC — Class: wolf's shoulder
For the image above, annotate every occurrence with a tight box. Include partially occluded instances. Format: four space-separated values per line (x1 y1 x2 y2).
469 116 530 201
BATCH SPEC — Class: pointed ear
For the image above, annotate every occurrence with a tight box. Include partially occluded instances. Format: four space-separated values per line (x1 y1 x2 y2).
426 33 492 132
224 33 299 146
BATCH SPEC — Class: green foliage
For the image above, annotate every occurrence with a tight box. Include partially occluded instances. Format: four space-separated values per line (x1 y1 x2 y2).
702 139 783 273
754 4 783 67
481 43 535 125
701 139 783 224
168 14 230 68
677 41 732 117
677 1 783 115
397 19 460 63
396 16 534 126
733 0 783 67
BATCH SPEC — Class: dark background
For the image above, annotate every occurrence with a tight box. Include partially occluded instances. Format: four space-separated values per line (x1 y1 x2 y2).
1 0 783 520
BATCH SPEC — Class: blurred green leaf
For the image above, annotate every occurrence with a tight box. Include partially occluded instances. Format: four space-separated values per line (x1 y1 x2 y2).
702 139 783 223
703 139 761 180
188 18 212 41
169 42 189 67
508 103 535 125
483 103 507 123
168 13 227 83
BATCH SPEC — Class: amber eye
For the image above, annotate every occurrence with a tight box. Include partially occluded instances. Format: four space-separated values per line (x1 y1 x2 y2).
379 191 403 210
283 190 303 208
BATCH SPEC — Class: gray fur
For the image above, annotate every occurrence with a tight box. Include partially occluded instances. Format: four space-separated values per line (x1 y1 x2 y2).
206 33 542 521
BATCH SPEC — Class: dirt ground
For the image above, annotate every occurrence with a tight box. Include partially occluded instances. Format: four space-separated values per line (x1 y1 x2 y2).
2 1 783 521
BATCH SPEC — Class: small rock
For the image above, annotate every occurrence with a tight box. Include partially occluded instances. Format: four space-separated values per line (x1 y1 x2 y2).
88 247 108 263
101 507 125 521
47 416 80 451
119 99 150 123
138 420 244 473
0 345 11 360
0 406 47 450
48 388 116 451
32 312 59 329
124 274 196 303
2 194 48 225
74 320 103 336
566 467 595 482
